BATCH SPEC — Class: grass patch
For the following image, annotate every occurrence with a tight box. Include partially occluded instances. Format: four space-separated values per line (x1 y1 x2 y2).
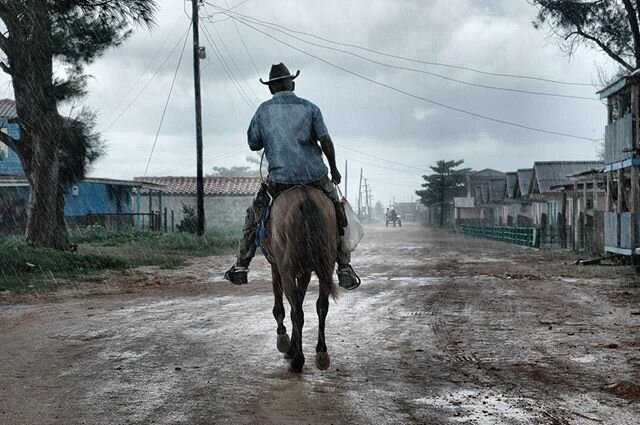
1 227 241 292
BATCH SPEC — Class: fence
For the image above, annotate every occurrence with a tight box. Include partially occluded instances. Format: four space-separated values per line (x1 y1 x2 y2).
459 224 539 248
66 209 175 232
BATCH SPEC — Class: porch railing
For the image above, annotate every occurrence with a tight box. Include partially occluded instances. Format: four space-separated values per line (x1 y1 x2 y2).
460 224 539 248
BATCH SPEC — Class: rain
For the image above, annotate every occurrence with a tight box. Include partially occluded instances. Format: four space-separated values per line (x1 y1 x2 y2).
1 1 640 424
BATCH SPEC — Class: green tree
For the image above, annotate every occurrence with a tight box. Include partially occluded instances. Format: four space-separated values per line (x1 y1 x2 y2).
531 0 640 72
0 1 157 250
415 160 471 226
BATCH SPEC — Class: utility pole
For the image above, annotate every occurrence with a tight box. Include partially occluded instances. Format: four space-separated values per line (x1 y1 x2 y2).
439 159 446 227
192 0 205 236
344 160 348 199
357 168 363 218
364 179 369 221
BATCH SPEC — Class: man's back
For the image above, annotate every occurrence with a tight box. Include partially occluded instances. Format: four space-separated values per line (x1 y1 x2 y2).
248 91 329 184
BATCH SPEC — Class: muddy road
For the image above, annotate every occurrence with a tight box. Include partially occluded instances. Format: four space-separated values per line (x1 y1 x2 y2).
1 223 640 424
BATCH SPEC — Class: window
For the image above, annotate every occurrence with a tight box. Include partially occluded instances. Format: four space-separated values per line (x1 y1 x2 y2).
547 201 558 225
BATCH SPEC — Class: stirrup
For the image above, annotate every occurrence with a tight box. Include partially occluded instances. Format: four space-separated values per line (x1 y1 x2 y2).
337 265 361 290
224 265 248 285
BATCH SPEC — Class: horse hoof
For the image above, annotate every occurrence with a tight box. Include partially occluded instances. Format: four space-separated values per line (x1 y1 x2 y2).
277 334 291 353
315 352 330 370
290 357 305 373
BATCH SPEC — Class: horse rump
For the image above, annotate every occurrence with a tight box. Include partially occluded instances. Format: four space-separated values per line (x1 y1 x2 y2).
298 189 338 299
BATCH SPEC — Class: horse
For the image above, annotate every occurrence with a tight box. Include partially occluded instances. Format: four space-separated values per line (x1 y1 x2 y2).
261 185 338 373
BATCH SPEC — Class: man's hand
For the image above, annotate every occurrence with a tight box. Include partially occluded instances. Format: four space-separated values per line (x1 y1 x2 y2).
331 168 342 185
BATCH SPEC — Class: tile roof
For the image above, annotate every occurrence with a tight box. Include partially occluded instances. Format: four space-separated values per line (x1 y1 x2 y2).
135 176 262 196
532 161 604 194
0 99 17 120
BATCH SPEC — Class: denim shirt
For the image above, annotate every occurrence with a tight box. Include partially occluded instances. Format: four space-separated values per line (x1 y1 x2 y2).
247 92 329 184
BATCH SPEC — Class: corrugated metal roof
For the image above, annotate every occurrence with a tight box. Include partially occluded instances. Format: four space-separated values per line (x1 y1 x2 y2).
505 172 517 199
516 168 533 196
0 98 17 120
488 178 506 202
135 176 262 196
532 161 604 194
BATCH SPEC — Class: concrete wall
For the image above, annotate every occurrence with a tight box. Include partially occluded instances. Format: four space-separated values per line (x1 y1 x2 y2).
141 194 254 228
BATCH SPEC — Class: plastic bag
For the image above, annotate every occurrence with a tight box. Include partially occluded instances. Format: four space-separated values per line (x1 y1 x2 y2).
341 197 364 251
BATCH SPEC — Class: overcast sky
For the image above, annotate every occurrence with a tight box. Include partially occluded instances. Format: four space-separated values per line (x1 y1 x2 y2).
2 0 618 205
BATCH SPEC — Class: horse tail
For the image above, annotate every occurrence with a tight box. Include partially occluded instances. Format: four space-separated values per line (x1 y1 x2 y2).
300 192 338 300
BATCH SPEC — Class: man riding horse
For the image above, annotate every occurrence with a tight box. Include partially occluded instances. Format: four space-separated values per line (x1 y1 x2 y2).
224 63 360 290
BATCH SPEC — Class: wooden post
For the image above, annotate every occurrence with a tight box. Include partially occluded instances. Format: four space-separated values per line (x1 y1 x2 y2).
617 168 624 213
632 84 640 148
593 177 599 211
163 207 168 232
572 183 577 251
606 172 611 212
632 166 640 248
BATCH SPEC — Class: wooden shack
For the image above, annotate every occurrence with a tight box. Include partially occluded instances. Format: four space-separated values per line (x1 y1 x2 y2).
598 71 640 255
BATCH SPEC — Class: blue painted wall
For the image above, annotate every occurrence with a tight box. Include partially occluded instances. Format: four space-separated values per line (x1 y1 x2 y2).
64 182 133 216
0 121 24 175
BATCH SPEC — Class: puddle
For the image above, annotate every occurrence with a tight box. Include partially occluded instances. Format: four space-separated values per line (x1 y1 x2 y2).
570 354 596 363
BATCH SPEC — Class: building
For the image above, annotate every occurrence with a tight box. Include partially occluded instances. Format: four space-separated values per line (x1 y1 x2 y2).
598 71 640 256
135 176 261 228
0 99 162 233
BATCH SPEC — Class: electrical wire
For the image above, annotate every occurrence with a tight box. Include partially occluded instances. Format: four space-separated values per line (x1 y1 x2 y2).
205 2 594 87
227 17 603 142
224 0 261 77
334 143 428 172
218 10 597 101
202 6 261 104
103 15 187 125
103 24 193 133
200 20 257 110
143 23 190 177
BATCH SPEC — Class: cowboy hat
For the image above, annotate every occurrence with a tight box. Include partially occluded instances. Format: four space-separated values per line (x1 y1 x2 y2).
259 63 300 85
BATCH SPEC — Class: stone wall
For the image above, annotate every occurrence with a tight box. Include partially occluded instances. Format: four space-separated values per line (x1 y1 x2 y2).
138 194 253 229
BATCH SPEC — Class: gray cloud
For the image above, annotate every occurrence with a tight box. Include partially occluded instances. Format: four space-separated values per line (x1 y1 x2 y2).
1 0 616 204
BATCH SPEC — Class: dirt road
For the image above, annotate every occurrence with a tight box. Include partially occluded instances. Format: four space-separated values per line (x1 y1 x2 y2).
1 223 640 424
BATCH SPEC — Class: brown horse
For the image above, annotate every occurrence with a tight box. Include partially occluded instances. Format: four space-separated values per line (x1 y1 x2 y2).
261 186 338 373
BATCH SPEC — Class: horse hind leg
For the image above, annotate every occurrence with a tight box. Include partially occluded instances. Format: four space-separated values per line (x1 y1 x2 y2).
285 271 311 373
315 271 332 371
271 266 290 354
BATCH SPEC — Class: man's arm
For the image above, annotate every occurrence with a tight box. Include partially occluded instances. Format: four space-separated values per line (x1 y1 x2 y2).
319 134 341 184
247 112 263 151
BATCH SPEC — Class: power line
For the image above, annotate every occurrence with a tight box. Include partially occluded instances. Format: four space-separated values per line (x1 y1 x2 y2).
205 2 594 87
143 25 190 177
200 20 257 110
225 0 261 77
217 10 597 101
202 6 261 104
228 17 602 142
103 15 187 125
103 24 192 133
335 143 428 172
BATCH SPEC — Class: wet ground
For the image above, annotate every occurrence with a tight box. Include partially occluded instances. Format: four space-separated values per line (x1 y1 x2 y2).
1 223 640 424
